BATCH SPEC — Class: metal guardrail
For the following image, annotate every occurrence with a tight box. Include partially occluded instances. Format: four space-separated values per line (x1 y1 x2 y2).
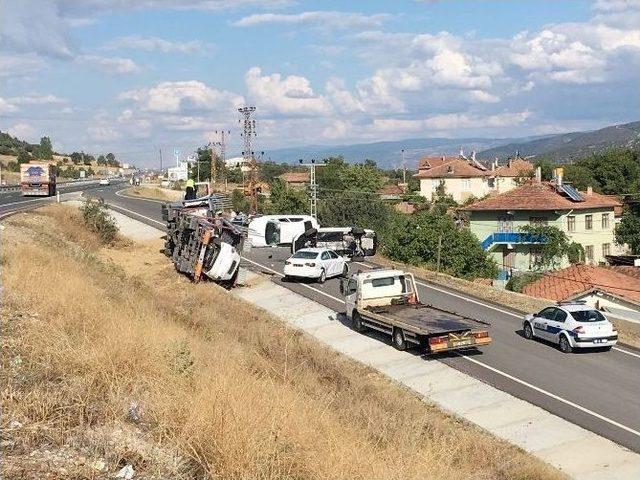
0 178 108 192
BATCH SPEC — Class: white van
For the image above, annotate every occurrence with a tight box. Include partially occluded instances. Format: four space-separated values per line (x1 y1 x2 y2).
247 215 319 247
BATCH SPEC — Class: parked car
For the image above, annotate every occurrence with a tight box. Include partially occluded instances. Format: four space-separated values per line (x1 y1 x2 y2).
522 301 618 353
283 248 348 283
99 178 111 185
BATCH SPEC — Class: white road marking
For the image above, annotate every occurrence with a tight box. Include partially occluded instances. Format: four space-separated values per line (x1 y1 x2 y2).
0 196 56 208
458 353 640 438
353 261 640 360
106 203 166 227
101 204 640 437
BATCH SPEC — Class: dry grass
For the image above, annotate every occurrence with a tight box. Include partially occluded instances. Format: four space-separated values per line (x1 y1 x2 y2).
1 204 565 480
122 186 183 202
373 254 640 348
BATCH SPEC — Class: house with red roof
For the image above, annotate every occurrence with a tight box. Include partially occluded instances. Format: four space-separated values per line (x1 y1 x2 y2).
460 172 623 274
415 154 533 203
523 264 640 323
277 171 309 190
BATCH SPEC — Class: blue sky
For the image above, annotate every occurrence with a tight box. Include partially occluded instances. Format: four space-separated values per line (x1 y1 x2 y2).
1 0 639 166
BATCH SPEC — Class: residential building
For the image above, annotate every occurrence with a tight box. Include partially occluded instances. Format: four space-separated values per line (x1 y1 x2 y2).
522 264 640 323
277 171 309 190
461 178 622 274
225 156 252 172
415 155 533 203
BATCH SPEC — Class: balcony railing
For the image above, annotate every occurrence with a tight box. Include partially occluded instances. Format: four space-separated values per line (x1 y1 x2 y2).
481 232 546 250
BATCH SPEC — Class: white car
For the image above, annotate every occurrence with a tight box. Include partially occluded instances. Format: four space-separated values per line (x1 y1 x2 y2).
523 301 618 353
99 178 111 185
283 248 348 283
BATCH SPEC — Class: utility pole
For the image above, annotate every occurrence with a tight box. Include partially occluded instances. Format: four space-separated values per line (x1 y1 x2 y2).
436 233 443 273
159 148 163 173
238 106 258 213
210 129 230 190
298 159 326 218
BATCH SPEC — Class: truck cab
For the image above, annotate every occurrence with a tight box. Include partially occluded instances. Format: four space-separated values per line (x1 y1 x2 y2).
342 269 491 353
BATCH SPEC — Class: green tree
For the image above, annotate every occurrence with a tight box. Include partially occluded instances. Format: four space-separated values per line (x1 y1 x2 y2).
70 152 82 165
17 148 31 164
382 210 498 279
534 159 555 181
34 136 53 159
616 205 640 254
268 178 308 214
318 191 394 233
106 152 119 167
259 161 291 183
97 155 107 166
520 225 584 270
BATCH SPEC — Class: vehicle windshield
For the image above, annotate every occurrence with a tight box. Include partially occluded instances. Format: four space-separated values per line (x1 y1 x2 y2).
571 310 607 323
291 251 319 260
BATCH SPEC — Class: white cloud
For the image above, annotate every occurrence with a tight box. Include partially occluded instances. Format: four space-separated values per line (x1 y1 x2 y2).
7 122 38 142
120 80 244 114
233 11 392 30
87 124 122 142
0 98 20 115
78 55 142 74
245 67 332 116
104 35 210 54
10 94 66 106
0 55 47 78
423 110 531 130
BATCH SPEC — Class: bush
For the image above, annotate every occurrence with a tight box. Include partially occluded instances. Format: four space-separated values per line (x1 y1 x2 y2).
506 272 542 293
80 200 118 244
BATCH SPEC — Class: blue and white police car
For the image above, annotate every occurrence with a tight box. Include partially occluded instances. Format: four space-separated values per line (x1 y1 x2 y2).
523 301 618 353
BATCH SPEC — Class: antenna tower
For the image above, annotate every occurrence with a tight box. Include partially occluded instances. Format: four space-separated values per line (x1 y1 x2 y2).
238 106 258 213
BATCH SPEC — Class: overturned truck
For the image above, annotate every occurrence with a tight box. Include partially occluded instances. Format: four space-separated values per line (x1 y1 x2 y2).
162 196 244 286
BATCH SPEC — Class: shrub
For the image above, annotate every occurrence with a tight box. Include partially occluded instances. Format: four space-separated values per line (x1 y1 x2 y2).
80 200 118 244
506 272 543 293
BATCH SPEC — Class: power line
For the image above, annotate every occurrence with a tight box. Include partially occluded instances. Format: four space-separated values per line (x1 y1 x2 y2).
238 106 258 214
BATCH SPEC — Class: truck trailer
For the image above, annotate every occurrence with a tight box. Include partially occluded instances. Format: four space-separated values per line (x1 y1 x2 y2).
341 269 492 353
20 162 56 196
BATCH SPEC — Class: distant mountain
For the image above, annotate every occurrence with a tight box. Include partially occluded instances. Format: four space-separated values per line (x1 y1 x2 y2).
265 137 531 169
478 121 640 162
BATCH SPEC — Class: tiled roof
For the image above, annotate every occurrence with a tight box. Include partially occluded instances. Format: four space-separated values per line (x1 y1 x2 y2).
415 159 491 178
461 181 622 211
523 264 640 305
278 171 309 183
417 156 457 169
606 266 640 280
378 184 404 195
492 159 534 177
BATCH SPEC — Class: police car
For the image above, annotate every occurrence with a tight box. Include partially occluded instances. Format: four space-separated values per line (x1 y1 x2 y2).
523 301 618 353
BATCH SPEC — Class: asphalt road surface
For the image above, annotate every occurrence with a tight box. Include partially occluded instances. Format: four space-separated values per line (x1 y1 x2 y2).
74 184 640 453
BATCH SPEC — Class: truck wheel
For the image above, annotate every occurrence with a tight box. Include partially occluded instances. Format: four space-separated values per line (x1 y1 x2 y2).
352 311 365 333
523 322 534 340
318 269 326 284
392 328 407 351
559 335 572 354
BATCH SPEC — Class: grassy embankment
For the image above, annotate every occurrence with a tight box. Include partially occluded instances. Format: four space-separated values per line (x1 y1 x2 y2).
121 186 184 202
1 204 565 479
373 254 640 348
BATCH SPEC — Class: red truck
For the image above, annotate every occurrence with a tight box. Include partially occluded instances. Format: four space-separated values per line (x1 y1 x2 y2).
20 162 56 196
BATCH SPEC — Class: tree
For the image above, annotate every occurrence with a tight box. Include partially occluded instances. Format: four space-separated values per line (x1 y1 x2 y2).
17 148 31 164
520 225 584 270
35 136 53 159
616 205 640 254
70 152 82 165
268 179 307 215
534 159 554 181
382 209 498 279
105 152 119 167
97 155 107 166
432 180 457 214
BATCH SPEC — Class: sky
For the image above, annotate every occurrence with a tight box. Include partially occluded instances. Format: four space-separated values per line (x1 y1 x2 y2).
1 0 639 167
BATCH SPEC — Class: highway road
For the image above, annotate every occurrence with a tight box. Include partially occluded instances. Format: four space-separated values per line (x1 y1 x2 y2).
9 182 640 453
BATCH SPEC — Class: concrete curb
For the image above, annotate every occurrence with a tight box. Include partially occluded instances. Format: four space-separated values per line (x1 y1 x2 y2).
231 271 640 480
86 210 640 479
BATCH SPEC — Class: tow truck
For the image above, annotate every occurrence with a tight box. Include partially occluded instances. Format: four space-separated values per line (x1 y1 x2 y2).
341 269 492 353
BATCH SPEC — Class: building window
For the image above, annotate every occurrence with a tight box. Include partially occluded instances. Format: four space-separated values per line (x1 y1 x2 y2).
602 243 611 257
602 213 610 229
530 246 543 269
461 179 471 189
529 217 548 226
585 214 593 230
585 245 594 264
567 216 576 232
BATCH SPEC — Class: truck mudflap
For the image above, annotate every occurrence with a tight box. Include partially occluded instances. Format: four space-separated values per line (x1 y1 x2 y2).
427 330 492 353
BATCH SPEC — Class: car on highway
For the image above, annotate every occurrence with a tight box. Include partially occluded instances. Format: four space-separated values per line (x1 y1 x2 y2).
99 178 111 186
283 247 348 283
522 301 618 353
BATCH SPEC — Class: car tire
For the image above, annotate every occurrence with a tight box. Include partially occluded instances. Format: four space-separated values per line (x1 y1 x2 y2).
523 322 534 340
602 346 613 351
392 328 407 351
342 264 349 277
559 334 572 354
352 311 365 332
318 269 326 284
